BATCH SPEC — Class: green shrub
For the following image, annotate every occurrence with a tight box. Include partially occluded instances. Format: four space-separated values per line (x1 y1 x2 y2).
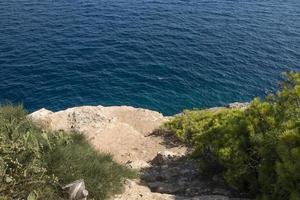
45 133 136 199
162 72 300 200
0 104 59 199
0 104 135 200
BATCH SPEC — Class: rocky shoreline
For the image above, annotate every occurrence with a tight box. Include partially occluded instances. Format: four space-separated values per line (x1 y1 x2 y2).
29 104 250 200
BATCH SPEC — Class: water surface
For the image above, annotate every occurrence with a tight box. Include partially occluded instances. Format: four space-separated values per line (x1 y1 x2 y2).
0 0 300 115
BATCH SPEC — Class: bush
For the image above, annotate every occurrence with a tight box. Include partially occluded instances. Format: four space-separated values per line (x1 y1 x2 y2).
162 72 300 200
0 104 135 200
45 133 136 199
0 104 59 199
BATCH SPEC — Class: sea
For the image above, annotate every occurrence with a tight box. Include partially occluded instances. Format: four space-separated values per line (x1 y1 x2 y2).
0 0 300 115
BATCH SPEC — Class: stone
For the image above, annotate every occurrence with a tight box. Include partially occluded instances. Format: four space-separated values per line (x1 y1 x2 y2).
125 160 151 169
148 182 181 194
29 108 53 119
213 188 230 196
62 179 88 200
180 169 192 175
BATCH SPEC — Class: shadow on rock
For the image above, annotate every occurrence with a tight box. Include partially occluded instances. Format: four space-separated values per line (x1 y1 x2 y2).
146 129 188 149
140 151 251 200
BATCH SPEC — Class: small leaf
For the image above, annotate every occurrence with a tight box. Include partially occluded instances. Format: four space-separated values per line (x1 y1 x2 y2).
27 191 38 200
5 176 13 183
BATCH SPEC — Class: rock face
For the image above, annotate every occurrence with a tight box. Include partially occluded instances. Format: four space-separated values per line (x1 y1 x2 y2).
117 150 250 200
143 151 241 197
114 179 238 200
29 106 186 164
29 105 250 200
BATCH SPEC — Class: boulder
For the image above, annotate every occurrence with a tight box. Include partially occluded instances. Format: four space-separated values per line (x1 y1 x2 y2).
62 179 88 200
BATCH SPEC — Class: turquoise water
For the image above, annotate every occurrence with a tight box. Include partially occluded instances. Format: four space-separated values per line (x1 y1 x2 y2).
0 0 300 115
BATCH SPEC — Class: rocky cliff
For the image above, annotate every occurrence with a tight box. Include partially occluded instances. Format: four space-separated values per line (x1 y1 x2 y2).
29 105 249 200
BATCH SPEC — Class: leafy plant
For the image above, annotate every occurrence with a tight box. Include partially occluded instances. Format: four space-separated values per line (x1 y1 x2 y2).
162 72 300 200
0 104 59 199
45 133 136 199
0 104 135 200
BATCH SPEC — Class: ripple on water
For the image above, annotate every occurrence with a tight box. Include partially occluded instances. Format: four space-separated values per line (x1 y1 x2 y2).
0 0 300 115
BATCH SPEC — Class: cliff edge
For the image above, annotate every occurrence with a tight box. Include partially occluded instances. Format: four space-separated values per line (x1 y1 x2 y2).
29 105 248 200
30 105 187 164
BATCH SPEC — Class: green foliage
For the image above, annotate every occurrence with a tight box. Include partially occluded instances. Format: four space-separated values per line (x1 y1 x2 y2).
162 72 300 200
0 104 135 200
46 133 136 199
0 104 59 199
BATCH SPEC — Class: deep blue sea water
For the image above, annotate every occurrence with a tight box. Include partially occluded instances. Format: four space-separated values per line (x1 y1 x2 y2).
0 0 300 115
